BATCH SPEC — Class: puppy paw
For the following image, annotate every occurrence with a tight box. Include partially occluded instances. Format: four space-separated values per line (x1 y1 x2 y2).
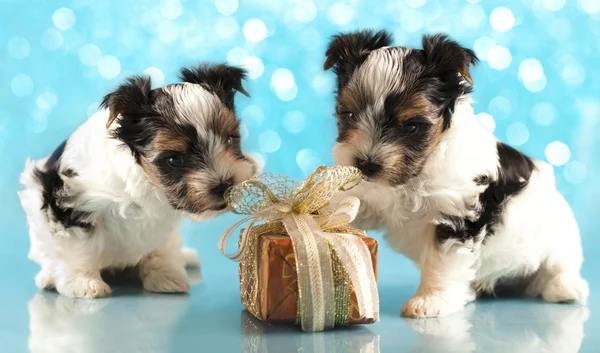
56 276 112 298
35 270 55 290
401 295 463 318
542 275 589 304
142 266 190 293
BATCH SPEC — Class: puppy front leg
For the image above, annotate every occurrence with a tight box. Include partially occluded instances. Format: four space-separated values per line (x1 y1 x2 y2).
54 261 112 299
139 232 190 293
402 224 479 318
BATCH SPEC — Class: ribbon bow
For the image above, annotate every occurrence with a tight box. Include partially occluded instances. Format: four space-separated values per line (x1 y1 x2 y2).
219 165 380 332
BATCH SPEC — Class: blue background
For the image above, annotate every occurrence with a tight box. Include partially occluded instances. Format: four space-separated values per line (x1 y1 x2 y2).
1 0 599 352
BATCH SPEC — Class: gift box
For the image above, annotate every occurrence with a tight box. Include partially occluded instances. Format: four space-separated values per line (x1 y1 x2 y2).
220 166 380 332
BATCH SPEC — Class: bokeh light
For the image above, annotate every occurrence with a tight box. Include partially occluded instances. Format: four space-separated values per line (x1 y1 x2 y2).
53 8 76 31
506 122 529 146
11 74 33 98
7 37 30 59
545 141 571 166
243 18 267 43
487 46 512 70
490 7 515 32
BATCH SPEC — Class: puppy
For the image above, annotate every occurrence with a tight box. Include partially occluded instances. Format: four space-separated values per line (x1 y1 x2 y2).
324 30 588 317
19 63 257 298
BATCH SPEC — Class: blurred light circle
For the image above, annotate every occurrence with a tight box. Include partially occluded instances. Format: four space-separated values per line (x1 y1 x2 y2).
328 3 354 25
312 72 335 94
78 44 102 67
259 130 281 153
53 8 76 31
143 67 165 87
563 160 587 184
248 152 266 171
476 112 495 133
487 45 512 70
98 55 121 79
473 36 495 61
545 141 571 166
561 61 586 86
227 47 248 65
41 28 64 50
160 0 182 20
7 37 30 59
299 28 321 51
490 7 515 32
531 102 557 126
519 58 546 92
579 0 600 14
242 105 264 128
157 21 181 43
216 0 238 15
461 4 485 28
31 108 48 122
28 116 48 134
506 122 529 146
87 102 99 117
401 10 424 32
294 0 317 23
240 123 249 142
243 56 264 79
488 96 512 120
243 18 267 43
547 18 571 41
283 111 306 133
271 69 298 101
543 0 565 11
296 149 322 176
11 74 33 97
465 0 481 3
36 92 58 110
405 0 426 8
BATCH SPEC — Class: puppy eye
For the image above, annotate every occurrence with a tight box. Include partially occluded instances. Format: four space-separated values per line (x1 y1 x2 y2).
401 122 418 134
166 154 184 168
339 111 354 120
225 135 240 147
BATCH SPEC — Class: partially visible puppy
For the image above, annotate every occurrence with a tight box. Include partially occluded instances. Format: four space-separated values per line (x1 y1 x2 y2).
19 63 257 298
324 30 588 317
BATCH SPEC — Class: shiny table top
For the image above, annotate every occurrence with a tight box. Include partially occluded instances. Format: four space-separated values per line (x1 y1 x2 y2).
1 221 598 353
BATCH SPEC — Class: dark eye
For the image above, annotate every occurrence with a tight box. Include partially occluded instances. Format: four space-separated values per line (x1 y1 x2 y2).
225 135 240 147
401 122 418 134
166 154 184 168
338 111 354 120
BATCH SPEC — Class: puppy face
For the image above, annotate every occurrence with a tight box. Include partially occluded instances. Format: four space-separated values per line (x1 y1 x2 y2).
325 30 478 186
101 64 257 216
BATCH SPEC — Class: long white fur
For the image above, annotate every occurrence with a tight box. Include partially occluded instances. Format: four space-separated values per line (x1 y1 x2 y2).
335 97 588 318
19 110 199 298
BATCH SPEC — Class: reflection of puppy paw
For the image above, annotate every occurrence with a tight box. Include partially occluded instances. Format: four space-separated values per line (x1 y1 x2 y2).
56 276 112 298
403 304 475 339
401 295 463 318
143 267 190 293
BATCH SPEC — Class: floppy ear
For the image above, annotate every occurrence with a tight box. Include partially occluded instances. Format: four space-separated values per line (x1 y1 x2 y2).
421 34 478 87
324 29 393 90
100 75 153 129
179 63 249 109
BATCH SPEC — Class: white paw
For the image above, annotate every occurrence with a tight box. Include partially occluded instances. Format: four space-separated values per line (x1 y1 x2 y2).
401 295 463 318
142 267 190 293
35 270 55 290
56 276 112 298
542 275 589 304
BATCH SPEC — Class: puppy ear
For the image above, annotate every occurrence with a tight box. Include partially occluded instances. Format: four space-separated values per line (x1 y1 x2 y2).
422 34 478 86
100 75 152 129
179 64 249 109
324 29 393 89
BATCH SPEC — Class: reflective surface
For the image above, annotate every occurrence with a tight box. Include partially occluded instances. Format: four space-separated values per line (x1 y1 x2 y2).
2 0 600 352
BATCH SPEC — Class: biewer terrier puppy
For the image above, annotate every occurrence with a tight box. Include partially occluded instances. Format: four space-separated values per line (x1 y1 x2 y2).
19 63 257 298
324 30 588 317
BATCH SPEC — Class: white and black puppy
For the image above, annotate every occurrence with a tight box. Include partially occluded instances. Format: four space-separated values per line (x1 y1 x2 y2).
19 63 257 298
324 30 588 317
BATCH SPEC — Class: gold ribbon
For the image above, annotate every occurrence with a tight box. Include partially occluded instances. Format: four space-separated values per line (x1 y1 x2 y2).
219 165 380 332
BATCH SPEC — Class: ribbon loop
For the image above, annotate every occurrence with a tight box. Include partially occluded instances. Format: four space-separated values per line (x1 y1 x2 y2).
219 166 379 332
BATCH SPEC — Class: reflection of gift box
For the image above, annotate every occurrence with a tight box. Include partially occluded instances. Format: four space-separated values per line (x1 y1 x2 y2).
220 166 380 332
240 311 381 353
240 229 378 324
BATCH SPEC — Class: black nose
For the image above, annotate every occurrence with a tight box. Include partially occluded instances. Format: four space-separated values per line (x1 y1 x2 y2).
356 159 381 177
212 180 233 197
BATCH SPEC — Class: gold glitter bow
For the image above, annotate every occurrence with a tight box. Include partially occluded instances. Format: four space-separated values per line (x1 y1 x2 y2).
219 165 380 332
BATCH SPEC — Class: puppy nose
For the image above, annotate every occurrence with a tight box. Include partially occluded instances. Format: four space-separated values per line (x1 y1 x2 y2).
212 179 233 197
357 159 381 177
